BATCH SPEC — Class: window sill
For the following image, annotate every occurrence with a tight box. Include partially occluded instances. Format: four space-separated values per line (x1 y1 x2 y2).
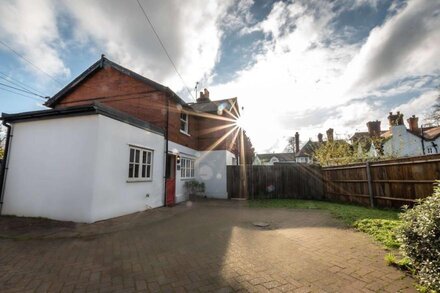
180 130 191 137
127 179 153 183
181 177 195 181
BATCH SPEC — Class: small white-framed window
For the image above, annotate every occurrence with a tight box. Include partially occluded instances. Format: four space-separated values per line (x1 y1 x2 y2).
181 157 195 179
128 146 153 181
180 112 189 134
427 146 433 154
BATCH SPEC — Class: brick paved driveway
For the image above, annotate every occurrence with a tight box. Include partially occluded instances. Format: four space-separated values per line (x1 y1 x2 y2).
0 200 415 292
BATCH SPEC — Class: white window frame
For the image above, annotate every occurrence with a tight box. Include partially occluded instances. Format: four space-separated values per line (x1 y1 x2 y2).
128 145 153 182
180 157 195 179
180 112 189 134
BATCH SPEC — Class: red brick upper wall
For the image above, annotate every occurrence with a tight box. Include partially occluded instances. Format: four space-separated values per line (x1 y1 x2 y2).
54 65 199 149
52 64 246 152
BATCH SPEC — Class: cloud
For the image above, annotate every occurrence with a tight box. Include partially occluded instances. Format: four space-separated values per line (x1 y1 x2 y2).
391 90 439 124
344 0 440 94
0 0 70 78
64 0 229 101
209 0 440 152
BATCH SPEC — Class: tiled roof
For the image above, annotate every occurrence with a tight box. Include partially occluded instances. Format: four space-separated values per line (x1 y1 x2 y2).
296 141 322 157
350 131 387 141
256 153 295 163
379 126 440 141
188 98 237 114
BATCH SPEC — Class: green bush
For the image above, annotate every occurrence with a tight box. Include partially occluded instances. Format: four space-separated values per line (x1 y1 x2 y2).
184 180 205 195
398 183 440 292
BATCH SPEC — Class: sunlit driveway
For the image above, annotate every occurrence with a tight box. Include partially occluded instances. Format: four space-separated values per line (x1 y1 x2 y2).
0 199 415 292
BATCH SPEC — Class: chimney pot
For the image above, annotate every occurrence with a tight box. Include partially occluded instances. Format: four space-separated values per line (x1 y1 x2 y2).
295 132 300 153
317 133 323 143
388 112 404 128
407 115 419 132
197 88 211 103
326 128 334 142
366 120 381 138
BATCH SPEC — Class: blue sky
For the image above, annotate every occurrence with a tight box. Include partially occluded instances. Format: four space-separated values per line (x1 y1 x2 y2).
0 0 439 152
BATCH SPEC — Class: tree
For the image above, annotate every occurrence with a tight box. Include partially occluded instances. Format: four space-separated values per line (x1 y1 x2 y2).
313 141 356 166
427 87 440 124
285 136 296 153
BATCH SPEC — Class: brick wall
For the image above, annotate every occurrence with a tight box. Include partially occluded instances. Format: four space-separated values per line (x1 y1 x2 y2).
54 65 198 149
52 65 251 155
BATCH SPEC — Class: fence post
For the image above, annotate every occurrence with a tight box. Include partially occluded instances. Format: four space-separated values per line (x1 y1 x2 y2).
366 161 374 208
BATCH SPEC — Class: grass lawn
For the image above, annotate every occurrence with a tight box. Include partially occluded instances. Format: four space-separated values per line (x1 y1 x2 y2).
250 199 402 249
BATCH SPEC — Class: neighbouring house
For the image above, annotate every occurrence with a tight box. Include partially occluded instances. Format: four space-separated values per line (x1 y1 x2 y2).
253 153 295 165
294 131 326 164
0 55 253 223
351 112 440 158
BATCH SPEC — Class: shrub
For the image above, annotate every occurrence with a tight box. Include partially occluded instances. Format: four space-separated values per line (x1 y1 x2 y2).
184 180 205 195
398 183 440 292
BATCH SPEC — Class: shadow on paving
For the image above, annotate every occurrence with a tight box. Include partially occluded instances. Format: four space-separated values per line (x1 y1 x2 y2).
0 199 416 292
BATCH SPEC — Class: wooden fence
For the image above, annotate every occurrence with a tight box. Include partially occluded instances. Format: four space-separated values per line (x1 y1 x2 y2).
227 154 440 208
322 154 440 209
227 164 324 200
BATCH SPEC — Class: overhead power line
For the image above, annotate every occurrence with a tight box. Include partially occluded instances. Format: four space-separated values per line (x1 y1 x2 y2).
0 82 46 98
135 0 195 101
0 71 47 97
0 86 45 102
0 40 64 86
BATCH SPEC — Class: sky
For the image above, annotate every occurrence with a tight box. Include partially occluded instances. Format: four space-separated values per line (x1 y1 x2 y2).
0 0 439 153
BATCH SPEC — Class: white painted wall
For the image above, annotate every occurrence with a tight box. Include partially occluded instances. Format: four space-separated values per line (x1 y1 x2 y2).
2 114 166 223
226 151 236 166
425 138 440 155
2 115 99 222
197 150 231 199
91 115 165 222
383 125 424 157
168 141 199 203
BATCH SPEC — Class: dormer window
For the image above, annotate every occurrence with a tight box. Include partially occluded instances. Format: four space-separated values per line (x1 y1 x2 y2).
180 112 189 134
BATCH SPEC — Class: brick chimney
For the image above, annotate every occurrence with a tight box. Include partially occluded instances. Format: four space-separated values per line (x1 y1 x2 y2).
295 132 300 153
326 128 334 142
407 115 419 132
388 111 404 129
366 120 381 138
197 88 211 103
317 133 323 143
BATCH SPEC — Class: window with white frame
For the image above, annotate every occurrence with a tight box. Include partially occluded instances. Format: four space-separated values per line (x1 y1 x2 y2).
180 157 195 179
180 112 189 134
128 146 153 180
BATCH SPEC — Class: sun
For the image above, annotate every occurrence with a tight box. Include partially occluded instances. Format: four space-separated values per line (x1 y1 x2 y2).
234 115 245 129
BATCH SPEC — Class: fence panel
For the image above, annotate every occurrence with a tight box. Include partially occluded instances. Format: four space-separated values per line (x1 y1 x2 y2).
322 154 440 208
227 164 324 200
227 155 439 208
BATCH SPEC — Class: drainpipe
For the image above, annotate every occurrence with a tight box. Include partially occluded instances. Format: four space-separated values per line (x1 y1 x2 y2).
163 94 169 206
0 121 12 214
421 125 425 155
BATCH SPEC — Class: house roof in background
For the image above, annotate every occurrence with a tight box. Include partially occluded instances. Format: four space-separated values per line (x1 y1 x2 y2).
256 153 295 163
350 131 387 141
2 102 164 135
422 126 440 140
379 126 440 141
44 55 187 108
296 140 322 157
188 97 238 114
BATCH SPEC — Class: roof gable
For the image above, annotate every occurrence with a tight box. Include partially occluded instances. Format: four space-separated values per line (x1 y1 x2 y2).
45 55 186 108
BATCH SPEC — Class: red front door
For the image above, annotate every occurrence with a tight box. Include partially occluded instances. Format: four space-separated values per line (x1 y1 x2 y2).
165 154 176 206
